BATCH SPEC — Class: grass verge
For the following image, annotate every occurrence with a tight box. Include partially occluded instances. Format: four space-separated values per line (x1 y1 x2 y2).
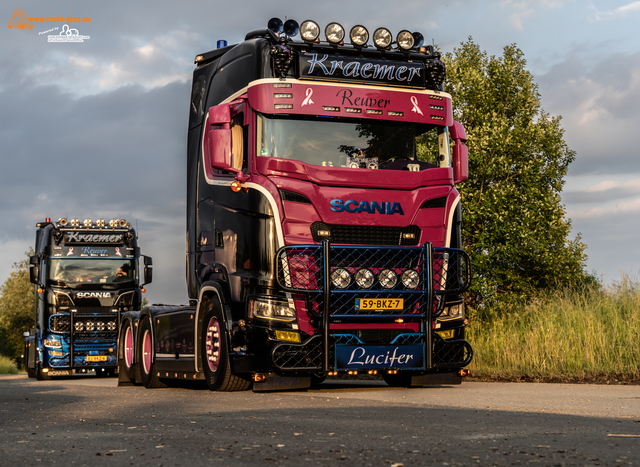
466 276 640 384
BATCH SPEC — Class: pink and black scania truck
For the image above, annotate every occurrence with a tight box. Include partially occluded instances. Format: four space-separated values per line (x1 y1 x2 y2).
118 18 472 391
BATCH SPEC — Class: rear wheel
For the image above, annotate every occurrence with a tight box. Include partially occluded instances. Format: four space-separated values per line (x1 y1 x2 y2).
201 298 250 391
120 321 137 382
25 342 35 378
138 318 166 388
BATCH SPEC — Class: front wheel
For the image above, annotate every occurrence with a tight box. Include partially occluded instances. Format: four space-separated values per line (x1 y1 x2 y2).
201 298 250 391
138 318 166 388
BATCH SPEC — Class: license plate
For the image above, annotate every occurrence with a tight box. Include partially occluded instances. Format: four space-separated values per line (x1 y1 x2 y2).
436 329 454 340
355 298 403 311
86 356 107 362
335 344 425 370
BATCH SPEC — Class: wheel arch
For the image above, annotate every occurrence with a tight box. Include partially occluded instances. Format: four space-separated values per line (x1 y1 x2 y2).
194 281 232 374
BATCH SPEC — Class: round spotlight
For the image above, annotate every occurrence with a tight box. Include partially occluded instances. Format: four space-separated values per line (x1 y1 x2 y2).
412 31 424 49
378 269 398 289
373 27 392 49
396 30 415 50
355 269 375 289
401 269 420 289
325 22 345 44
58 218 68 226
107 321 116 331
109 219 118 228
118 219 127 227
96 218 105 228
331 268 351 289
83 218 92 227
86 321 95 332
75 322 84 332
283 19 299 37
349 25 369 47
70 218 80 228
300 20 320 42
267 17 283 34
97 321 105 332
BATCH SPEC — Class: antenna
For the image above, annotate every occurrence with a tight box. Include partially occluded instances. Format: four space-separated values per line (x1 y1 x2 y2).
136 219 139 239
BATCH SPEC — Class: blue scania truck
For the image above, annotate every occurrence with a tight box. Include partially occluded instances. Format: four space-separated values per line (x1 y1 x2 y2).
24 217 152 379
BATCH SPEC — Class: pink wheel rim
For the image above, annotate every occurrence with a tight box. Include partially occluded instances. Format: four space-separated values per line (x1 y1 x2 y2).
124 326 133 368
205 317 221 372
142 330 152 374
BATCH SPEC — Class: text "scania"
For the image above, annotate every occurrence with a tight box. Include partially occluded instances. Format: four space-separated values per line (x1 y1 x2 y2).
330 199 404 215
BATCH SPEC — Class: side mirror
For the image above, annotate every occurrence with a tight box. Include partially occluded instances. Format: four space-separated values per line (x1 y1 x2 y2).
204 104 249 182
29 255 39 285
143 256 153 285
449 121 468 184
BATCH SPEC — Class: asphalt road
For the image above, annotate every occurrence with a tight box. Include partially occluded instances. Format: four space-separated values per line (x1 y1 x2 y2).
1 374 639 466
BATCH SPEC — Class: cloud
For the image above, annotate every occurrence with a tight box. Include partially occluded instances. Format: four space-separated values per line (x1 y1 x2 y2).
563 179 640 204
592 1 640 21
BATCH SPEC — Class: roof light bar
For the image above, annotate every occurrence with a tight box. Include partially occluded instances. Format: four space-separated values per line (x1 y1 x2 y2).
396 30 414 50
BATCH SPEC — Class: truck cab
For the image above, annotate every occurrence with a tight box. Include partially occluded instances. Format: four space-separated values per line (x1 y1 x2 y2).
25 217 151 379
119 18 471 391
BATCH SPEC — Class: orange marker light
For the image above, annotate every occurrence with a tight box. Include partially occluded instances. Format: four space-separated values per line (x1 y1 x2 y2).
231 181 242 192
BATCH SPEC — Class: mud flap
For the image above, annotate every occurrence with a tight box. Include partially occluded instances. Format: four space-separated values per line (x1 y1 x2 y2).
252 373 311 392
410 372 462 386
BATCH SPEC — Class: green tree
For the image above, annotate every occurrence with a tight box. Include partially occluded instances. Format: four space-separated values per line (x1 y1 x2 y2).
0 250 35 364
437 39 590 310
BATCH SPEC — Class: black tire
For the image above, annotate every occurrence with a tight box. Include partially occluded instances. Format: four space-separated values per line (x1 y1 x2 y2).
119 321 137 382
25 343 35 378
382 372 413 388
201 298 250 391
310 373 326 386
138 318 166 388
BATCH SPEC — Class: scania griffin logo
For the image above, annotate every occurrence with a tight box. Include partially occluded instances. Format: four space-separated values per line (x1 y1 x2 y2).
330 199 404 215
76 292 111 298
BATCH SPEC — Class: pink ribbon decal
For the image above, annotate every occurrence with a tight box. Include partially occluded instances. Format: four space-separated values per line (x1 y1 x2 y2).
115 247 122 257
67 247 73 256
410 96 424 116
301 88 315 107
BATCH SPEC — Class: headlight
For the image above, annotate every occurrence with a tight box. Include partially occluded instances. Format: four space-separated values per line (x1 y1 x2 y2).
57 293 74 307
325 22 345 44
300 20 320 42
378 269 398 289
49 350 64 357
43 338 62 348
373 28 392 49
396 30 414 50
331 268 351 289
349 25 369 47
250 298 296 321
401 269 420 289
442 302 465 319
355 269 375 289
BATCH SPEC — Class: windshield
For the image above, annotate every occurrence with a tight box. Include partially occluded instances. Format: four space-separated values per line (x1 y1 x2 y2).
257 114 449 171
47 258 136 286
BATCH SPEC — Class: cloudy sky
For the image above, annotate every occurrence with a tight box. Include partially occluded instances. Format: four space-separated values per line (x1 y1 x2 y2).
1 0 638 303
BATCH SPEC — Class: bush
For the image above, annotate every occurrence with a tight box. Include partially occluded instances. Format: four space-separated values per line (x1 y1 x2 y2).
0 355 19 375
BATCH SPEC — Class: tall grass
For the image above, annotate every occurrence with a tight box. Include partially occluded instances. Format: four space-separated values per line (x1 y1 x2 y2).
0 355 19 375
467 275 640 382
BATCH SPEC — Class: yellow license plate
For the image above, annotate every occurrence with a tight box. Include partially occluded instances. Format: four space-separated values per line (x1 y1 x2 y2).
86 356 107 362
436 329 455 340
355 298 404 311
